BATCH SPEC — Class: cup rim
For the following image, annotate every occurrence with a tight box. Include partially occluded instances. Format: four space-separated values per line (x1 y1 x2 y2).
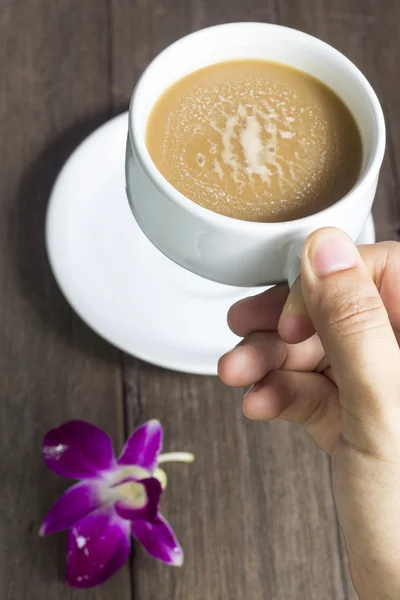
129 22 386 232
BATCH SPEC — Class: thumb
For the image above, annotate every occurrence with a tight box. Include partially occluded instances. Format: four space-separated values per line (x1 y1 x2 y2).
301 228 400 456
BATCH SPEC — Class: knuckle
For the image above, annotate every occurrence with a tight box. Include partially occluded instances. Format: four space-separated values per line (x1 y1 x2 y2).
323 290 388 337
298 394 330 427
280 372 330 427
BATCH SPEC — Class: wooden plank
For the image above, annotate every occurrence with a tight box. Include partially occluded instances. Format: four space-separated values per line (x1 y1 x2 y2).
0 1 130 598
366 0 400 241
109 0 279 111
110 0 193 113
122 361 344 599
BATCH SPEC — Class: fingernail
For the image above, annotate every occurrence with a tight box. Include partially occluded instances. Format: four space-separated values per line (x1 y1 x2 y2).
244 382 262 397
307 230 357 276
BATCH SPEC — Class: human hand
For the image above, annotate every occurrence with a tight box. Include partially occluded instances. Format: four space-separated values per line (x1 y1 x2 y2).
219 228 400 600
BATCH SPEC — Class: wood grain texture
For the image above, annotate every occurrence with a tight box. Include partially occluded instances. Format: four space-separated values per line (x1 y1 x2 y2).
0 1 129 598
122 361 345 599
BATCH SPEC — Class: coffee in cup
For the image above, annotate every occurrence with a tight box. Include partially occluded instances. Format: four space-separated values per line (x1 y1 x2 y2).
126 23 385 287
146 59 362 223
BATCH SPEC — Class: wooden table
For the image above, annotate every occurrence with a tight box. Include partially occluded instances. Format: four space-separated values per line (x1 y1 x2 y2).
0 1 398 598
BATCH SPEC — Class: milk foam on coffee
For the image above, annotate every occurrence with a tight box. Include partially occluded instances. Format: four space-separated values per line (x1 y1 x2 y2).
147 60 362 222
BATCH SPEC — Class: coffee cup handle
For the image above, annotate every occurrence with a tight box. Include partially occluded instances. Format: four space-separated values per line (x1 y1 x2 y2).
284 238 305 288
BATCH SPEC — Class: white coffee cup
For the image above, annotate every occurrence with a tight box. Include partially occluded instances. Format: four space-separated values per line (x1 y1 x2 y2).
126 22 385 287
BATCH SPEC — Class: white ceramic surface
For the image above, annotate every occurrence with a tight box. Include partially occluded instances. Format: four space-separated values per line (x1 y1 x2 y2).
126 22 385 287
46 113 375 375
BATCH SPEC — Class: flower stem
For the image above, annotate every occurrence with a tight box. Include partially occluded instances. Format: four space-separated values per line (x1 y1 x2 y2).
158 452 195 464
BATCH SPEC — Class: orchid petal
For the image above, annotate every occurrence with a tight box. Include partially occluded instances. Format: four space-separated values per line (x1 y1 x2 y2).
43 420 116 480
66 506 130 588
40 481 105 536
115 477 162 523
118 420 162 471
131 513 183 566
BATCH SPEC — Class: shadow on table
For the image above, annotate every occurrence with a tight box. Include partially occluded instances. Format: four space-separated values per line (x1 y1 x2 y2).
9 111 125 364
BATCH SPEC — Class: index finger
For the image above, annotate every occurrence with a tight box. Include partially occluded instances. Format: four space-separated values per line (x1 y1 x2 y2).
228 284 289 337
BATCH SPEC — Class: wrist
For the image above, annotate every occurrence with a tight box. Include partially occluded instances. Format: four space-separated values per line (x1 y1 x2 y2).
348 550 400 600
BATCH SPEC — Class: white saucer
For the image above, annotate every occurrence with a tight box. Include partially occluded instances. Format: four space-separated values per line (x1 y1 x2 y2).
46 113 375 375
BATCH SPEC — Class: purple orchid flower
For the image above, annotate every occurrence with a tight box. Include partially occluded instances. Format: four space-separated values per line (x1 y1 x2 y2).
40 419 194 588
